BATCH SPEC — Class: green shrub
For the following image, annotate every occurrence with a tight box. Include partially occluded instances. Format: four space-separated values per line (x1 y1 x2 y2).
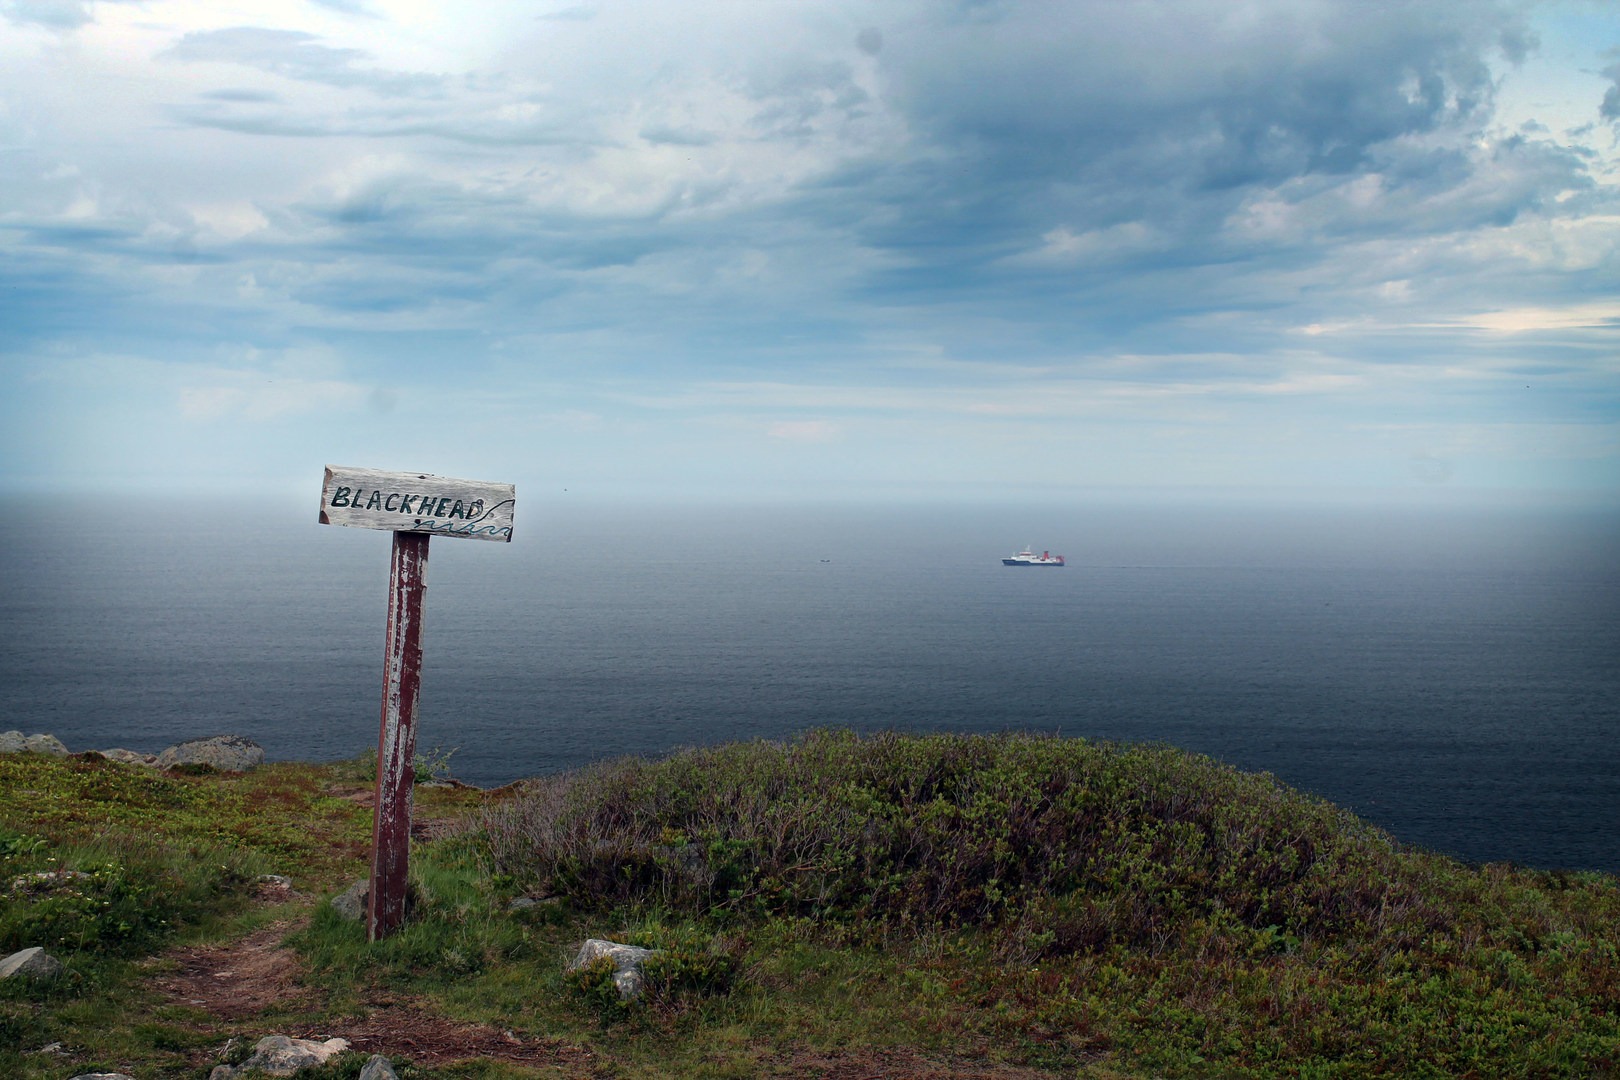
628 924 741 1000
479 729 1420 949
1 844 257 958
567 951 627 1017
0 829 44 860
472 730 1620 1074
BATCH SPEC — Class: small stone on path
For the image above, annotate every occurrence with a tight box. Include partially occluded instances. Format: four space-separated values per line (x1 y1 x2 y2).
210 1035 349 1078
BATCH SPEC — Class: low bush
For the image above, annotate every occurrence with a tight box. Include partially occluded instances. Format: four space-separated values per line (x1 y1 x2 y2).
473 730 1620 1074
480 729 1426 951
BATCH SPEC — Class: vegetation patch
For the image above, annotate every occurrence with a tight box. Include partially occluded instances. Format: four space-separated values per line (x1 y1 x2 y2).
478 729 1620 1076
481 730 1429 942
1 733 1616 1077
0 754 375 1078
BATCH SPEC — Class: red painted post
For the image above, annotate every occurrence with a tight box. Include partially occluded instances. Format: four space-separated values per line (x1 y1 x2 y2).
368 530 430 940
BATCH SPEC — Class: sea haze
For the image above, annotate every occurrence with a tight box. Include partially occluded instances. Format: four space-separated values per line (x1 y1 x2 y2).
2 495 1616 873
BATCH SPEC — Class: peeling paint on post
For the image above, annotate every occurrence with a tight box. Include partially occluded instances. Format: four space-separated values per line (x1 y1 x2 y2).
318 465 516 941
370 529 428 939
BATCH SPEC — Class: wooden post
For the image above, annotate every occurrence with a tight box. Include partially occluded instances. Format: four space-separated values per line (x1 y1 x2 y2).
368 530 430 941
317 465 515 941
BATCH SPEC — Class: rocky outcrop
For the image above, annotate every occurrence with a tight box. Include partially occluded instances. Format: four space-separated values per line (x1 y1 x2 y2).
0 947 62 981
156 735 264 773
209 1035 349 1078
2 732 268 771
0 731 68 756
569 938 657 1000
27 733 67 755
3 731 272 773
69 1074 137 1080
97 748 158 766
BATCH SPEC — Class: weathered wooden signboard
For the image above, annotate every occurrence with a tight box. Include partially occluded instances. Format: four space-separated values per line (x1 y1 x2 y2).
320 465 515 542
319 465 516 940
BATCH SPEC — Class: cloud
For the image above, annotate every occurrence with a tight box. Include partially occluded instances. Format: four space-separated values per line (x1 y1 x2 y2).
1436 301 1620 333
2 0 1617 500
841 1 1560 286
176 372 368 420
1 0 90 28
1602 59 1620 122
537 4 596 21
0 0 136 29
767 419 840 442
1005 222 1167 267
161 27 444 98
202 88 283 104
308 0 378 16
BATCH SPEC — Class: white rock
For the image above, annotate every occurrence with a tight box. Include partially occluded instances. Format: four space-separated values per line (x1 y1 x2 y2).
0 947 63 981
0 732 68 755
231 1035 349 1076
156 735 264 772
23 734 68 756
568 938 656 1001
97 748 158 766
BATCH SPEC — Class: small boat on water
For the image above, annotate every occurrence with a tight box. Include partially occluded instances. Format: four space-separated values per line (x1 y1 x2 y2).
1003 547 1065 567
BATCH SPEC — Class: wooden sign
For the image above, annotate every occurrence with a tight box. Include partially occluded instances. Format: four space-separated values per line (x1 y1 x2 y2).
318 464 515 940
320 465 515 542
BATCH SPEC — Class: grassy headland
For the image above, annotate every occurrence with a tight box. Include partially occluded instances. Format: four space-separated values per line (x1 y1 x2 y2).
2 730 1617 1077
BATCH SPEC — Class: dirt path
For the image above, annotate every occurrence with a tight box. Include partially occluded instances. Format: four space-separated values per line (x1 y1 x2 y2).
153 918 314 1021
329 1002 598 1071
148 880 600 1075
149 917 1067 1078
146 790 1063 1077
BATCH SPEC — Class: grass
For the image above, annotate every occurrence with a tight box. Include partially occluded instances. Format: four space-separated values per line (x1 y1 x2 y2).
1 730 1617 1077
0 752 374 1077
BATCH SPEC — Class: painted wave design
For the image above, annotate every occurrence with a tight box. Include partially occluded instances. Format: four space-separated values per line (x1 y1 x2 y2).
412 498 514 538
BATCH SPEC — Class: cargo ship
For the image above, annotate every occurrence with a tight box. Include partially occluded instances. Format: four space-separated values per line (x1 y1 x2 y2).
1002 547 1065 566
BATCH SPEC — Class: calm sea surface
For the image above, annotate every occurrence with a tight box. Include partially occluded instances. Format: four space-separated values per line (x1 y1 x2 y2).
2 496 1616 872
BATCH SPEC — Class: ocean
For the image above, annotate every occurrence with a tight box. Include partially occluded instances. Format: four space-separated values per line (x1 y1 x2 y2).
2 495 1616 873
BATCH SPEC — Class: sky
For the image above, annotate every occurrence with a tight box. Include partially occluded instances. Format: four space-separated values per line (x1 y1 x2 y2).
2 0 1618 506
